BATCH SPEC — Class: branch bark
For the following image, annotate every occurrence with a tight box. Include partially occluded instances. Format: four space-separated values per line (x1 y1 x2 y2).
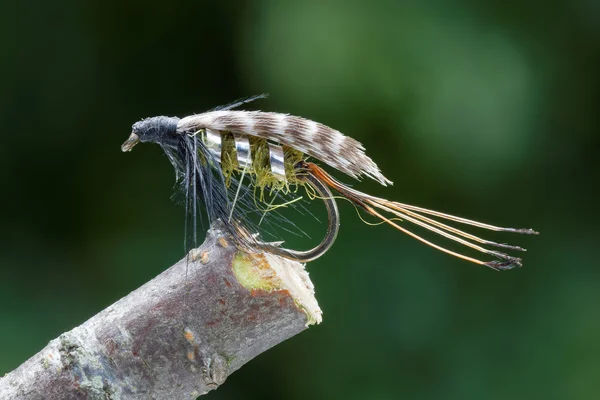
0 223 321 399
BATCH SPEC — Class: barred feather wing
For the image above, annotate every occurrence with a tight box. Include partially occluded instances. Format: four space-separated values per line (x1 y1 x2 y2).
177 111 393 186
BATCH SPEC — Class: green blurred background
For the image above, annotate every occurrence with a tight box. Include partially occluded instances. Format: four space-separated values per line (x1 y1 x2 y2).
1 0 598 399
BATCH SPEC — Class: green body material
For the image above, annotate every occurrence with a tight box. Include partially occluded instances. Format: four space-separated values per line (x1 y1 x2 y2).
219 133 305 201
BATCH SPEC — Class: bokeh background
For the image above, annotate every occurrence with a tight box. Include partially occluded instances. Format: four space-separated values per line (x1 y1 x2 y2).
1 1 599 399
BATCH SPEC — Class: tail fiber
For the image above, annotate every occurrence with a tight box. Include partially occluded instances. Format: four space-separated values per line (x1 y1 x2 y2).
304 163 538 270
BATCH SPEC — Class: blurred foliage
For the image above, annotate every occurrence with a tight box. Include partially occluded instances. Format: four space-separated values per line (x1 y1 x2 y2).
1 0 599 399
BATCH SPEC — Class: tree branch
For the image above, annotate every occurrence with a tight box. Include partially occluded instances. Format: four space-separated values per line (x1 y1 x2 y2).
0 222 321 399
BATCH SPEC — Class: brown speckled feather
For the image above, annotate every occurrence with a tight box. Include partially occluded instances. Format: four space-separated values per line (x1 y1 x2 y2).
177 111 393 186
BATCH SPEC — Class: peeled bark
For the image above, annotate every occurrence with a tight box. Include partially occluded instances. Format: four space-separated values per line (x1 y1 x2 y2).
0 223 321 399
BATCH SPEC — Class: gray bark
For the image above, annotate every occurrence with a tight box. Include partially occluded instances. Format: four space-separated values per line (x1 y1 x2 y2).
0 223 321 399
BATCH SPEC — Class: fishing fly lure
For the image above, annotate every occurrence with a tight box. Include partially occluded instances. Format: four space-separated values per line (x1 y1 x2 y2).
122 95 537 270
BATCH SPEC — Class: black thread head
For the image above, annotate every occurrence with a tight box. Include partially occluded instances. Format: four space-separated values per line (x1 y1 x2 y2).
132 116 180 146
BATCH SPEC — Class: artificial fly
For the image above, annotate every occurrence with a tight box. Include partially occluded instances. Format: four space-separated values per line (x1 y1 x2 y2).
122 95 538 270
